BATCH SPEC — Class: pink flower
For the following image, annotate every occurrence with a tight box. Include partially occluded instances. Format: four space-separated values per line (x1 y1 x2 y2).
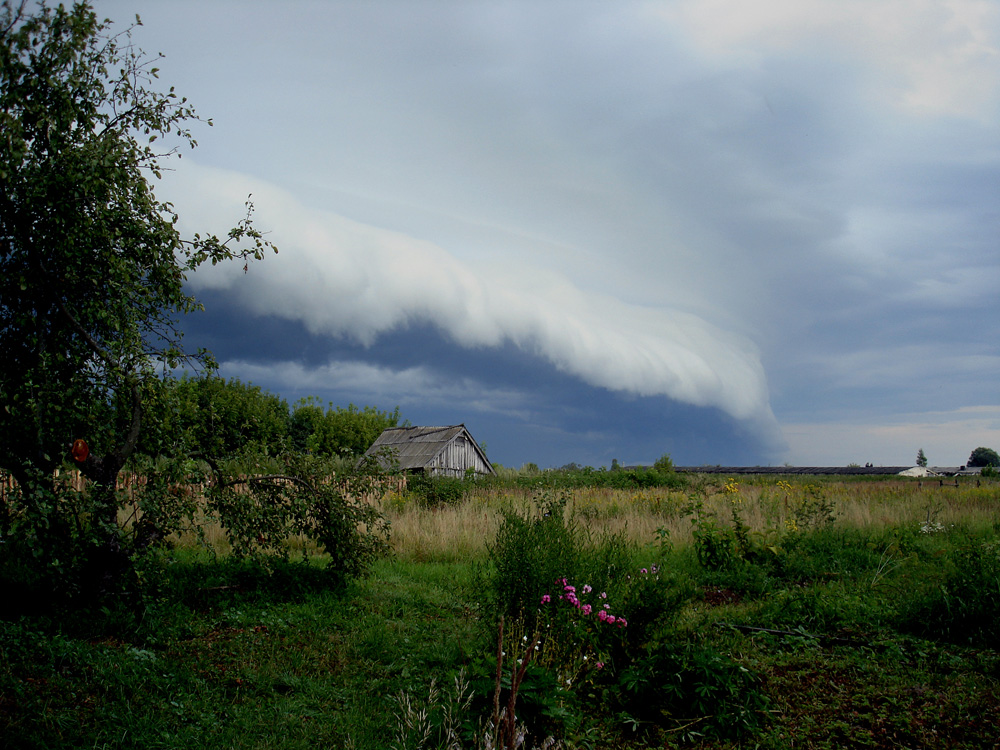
582 584 592 594
541 594 551 604
597 610 608 622
607 615 616 624
596 662 604 670
581 604 592 615
600 592 607 599
640 568 648 574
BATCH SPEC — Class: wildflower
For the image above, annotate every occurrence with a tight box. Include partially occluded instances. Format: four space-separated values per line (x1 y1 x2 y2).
600 592 607 599
541 594 551 604
596 662 604 670
581 604 592 616
640 568 648 574
582 584 592 594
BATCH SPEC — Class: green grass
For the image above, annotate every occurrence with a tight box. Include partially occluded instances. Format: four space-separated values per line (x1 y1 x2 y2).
2 497 1000 748
1 558 483 749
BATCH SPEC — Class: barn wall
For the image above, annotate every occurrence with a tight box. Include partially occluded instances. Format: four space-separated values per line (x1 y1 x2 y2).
427 435 492 477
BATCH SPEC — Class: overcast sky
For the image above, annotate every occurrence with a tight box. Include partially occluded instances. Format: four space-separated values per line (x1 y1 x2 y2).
94 0 1000 468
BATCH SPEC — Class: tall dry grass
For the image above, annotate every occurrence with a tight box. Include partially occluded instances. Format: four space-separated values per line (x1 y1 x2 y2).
131 473 999 562
380 476 1000 562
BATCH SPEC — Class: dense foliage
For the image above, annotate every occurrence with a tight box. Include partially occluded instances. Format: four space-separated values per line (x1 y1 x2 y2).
135 377 406 464
967 446 1000 467
0 3 393 605
0 0 278 598
146 375 292 460
289 398 404 457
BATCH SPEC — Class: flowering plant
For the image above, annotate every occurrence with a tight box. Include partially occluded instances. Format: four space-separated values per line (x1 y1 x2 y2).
524 577 628 689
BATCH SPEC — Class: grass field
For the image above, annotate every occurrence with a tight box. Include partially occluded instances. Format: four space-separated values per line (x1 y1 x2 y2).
2 474 999 748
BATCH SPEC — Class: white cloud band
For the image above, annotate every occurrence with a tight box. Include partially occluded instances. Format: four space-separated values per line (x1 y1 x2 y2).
164 161 776 427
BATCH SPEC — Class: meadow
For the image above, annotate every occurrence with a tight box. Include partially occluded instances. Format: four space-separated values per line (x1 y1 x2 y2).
2 473 999 749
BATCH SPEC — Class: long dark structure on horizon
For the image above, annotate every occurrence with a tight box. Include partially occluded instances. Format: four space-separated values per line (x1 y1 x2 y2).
675 466 980 476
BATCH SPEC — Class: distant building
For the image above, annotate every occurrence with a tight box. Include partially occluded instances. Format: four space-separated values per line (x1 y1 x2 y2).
361 424 495 478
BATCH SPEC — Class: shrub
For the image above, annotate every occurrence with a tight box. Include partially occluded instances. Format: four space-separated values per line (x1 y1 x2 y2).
614 565 694 648
898 536 1000 645
405 473 468 508
480 490 632 628
473 490 638 740
611 640 769 742
206 452 392 585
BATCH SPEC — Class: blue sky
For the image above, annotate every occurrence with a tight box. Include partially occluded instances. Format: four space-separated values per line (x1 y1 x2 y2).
96 0 1000 468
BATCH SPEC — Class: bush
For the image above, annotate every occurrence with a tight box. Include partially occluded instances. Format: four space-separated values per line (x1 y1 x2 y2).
206 452 392 585
472 491 640 743
480 490 633 628
614 565 694 648
898 536 1000 645
611 640 770 742
405 474 468 508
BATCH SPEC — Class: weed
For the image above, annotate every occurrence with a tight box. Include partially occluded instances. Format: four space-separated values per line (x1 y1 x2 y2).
611 639 770 742
899 535 1000 646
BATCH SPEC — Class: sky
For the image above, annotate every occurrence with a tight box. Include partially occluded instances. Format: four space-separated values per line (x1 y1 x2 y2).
93 0 1000 469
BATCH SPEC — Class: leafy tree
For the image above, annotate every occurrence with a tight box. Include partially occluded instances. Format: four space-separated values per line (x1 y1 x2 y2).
916 449 928 468
292 399 405 458
289 396 326 452
0 1 275 596
654 453 675 473
151 375 291 460
967 447 1000 468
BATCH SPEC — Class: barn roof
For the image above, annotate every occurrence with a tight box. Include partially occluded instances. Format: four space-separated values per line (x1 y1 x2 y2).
362 424 494 474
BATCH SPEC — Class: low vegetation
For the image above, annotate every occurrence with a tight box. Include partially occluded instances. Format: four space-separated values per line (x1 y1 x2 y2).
3 472 999 749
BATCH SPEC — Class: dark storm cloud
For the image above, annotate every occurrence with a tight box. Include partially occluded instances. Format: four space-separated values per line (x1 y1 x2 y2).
93 0 1000 466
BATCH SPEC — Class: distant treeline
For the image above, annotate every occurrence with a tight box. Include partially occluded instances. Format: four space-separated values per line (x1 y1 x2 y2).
136 376 405 464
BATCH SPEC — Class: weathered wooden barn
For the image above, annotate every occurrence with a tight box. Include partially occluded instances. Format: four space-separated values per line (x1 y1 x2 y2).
361 425 495 477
